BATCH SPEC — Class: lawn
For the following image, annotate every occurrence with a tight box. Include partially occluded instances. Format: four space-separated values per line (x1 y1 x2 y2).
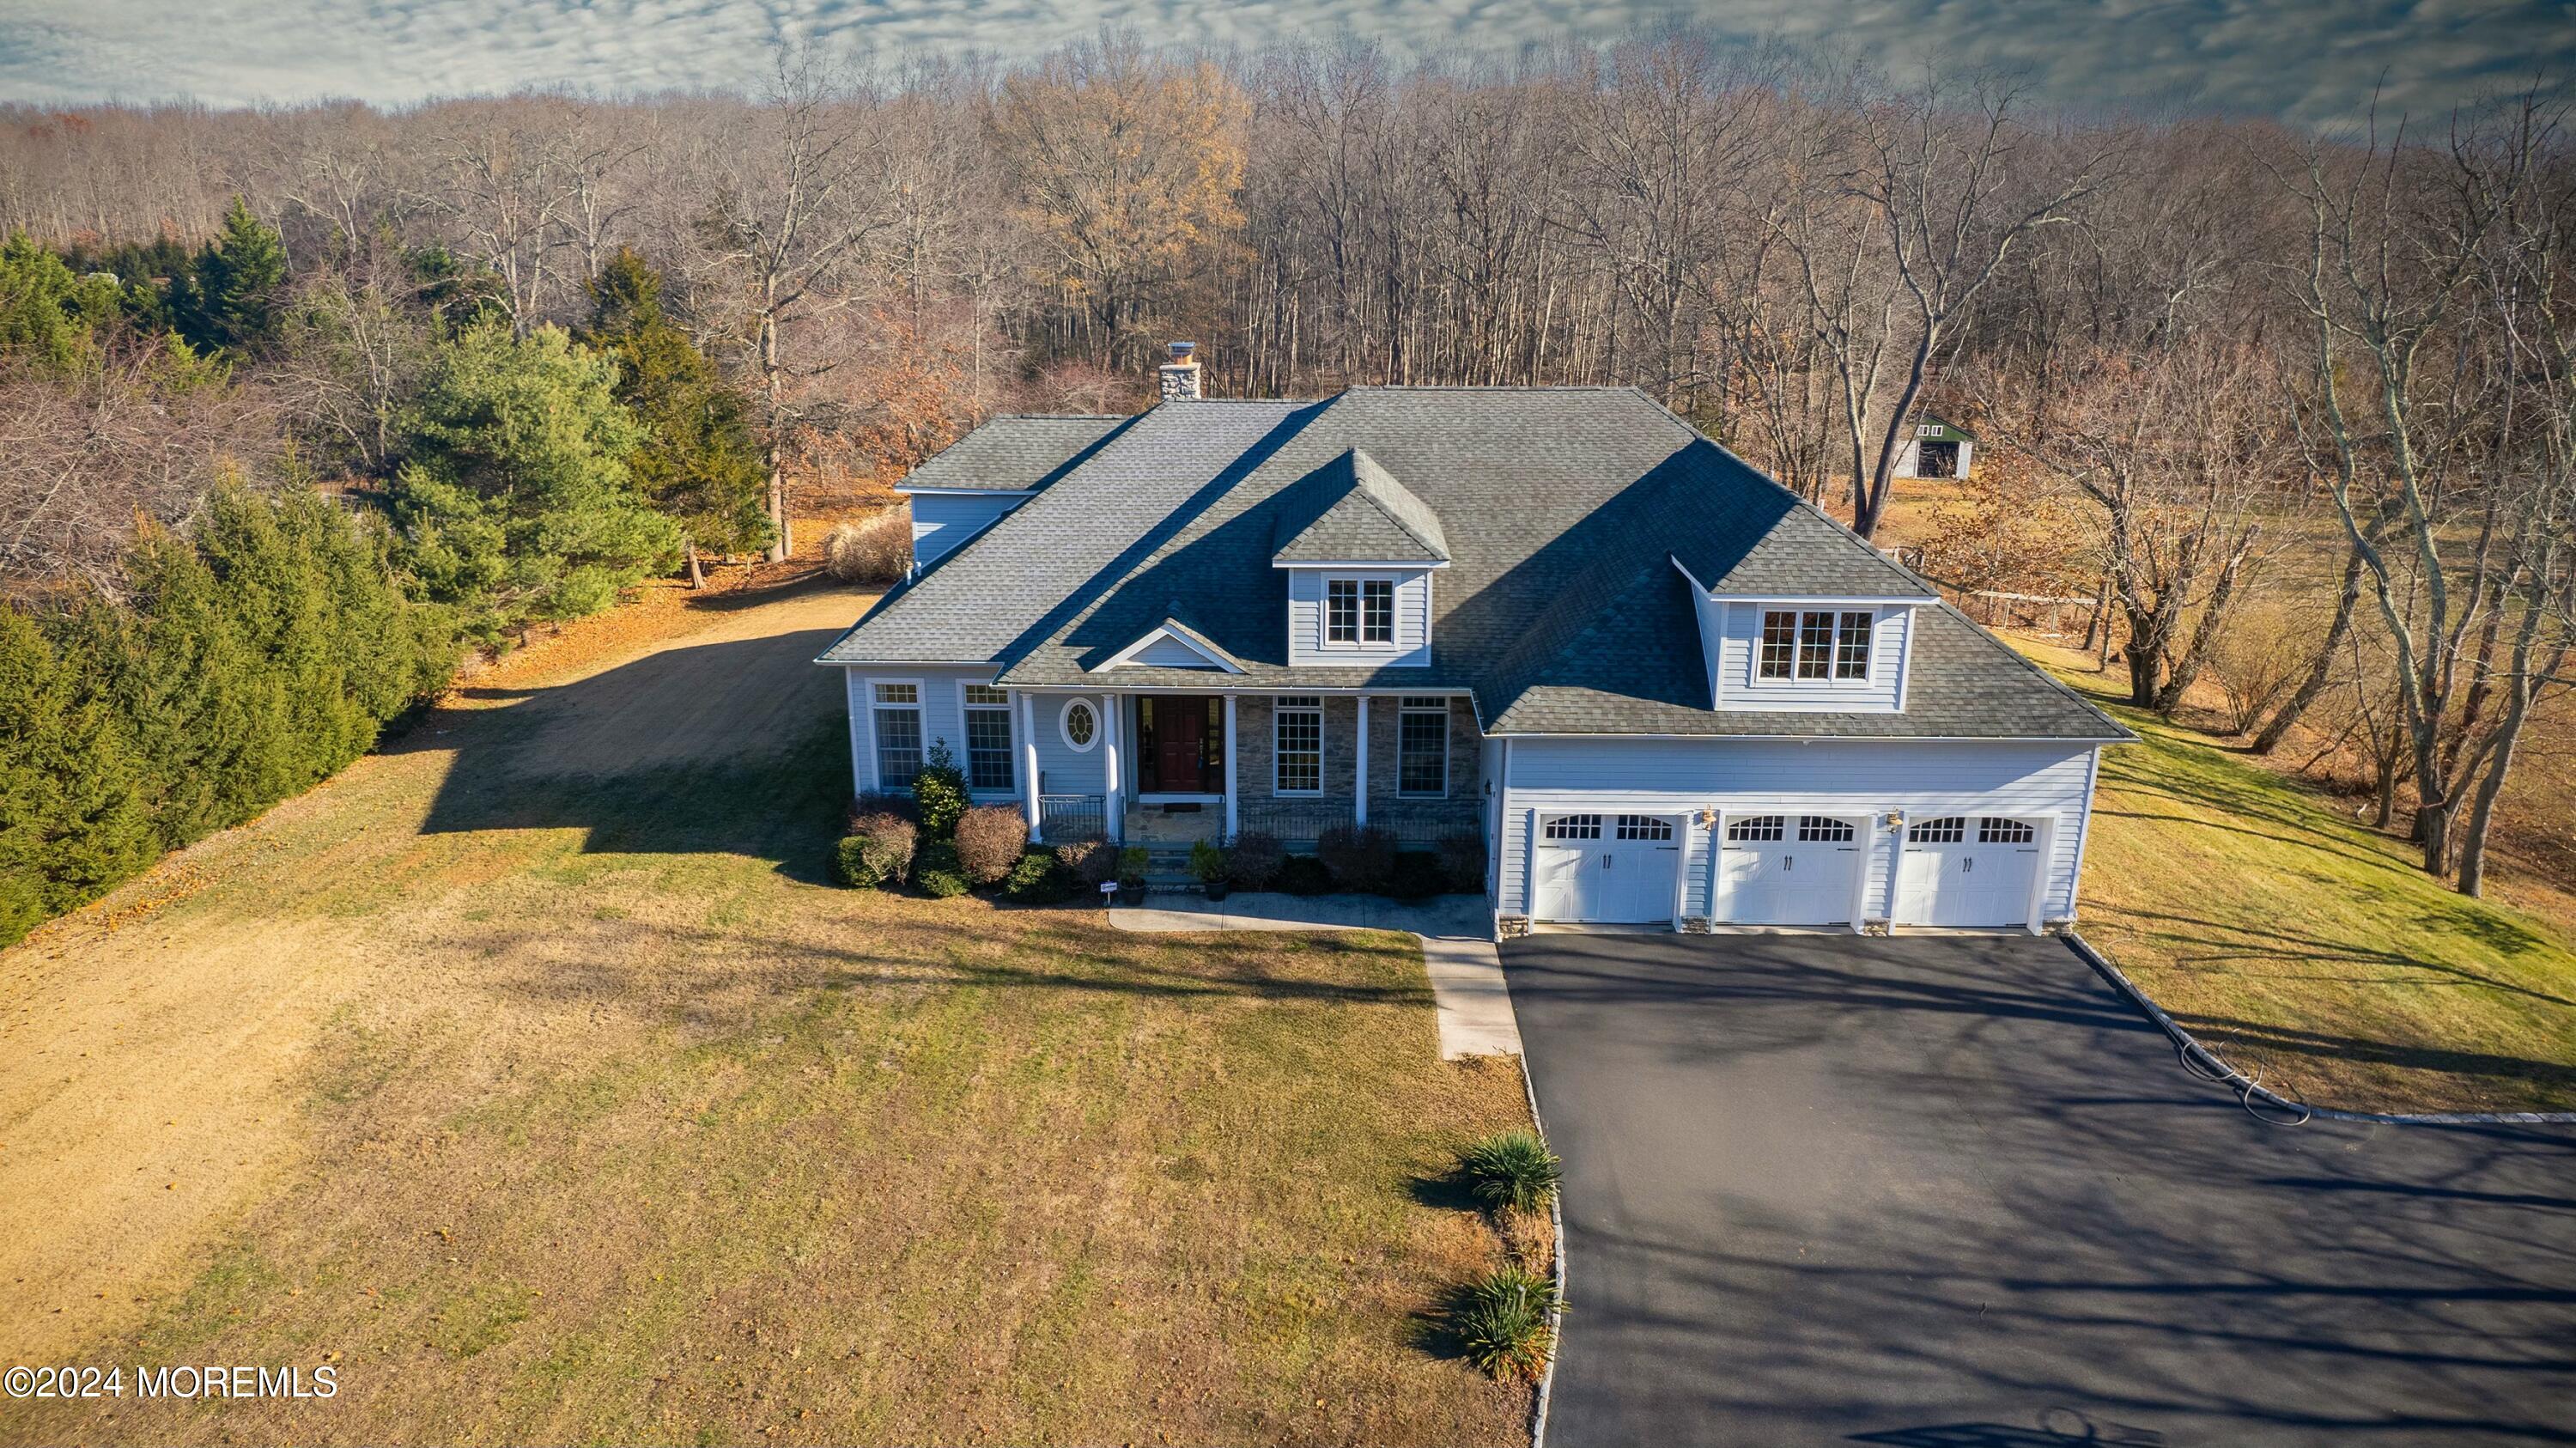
2026 642 2576 1115
0 582 1534 1447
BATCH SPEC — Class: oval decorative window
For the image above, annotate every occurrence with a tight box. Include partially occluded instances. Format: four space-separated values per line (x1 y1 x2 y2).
1060 697 1100 751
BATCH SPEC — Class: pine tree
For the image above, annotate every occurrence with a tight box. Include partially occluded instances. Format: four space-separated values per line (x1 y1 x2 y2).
389 321 681 640
0 607 155 946
180 197 289 356
578 249 772 585
0 229 118 376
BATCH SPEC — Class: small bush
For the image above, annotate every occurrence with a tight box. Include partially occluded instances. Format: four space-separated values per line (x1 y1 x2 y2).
1002 850 1073 903
823 510 911 584
829 835 874 887
1459 1129 1562 1213
953 804 1030 885
841 812 918 887
1188 840 1229 883
913 840 969 897
1436 831 1485 893
1388 850 1446 900
1055 839 1118 888
1279 855 1334 896
1445 1263 1560 1382
1227 830 1285 890
1116 845 1150 890
911 739 968 837
1316 823 1395 892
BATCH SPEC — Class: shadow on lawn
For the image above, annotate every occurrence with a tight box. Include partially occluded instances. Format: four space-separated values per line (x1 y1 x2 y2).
2099 904 2573 1005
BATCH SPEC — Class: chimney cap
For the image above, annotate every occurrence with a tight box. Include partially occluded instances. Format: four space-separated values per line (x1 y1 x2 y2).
1167 341 1198 362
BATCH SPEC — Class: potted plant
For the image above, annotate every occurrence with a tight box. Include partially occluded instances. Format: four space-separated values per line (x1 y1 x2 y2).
1115 845 1151 905
1190 841 1231 900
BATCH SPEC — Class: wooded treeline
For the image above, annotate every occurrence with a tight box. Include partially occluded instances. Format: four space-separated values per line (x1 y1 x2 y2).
0 33 2571 916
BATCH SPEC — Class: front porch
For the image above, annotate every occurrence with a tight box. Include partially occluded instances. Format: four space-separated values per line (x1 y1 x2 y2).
1023 688 1484 852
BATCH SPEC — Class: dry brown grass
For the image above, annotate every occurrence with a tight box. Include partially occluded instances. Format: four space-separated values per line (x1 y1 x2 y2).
0 581 1533 1446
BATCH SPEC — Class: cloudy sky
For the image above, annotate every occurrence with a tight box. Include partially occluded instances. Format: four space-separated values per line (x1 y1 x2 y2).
0 0 2570 126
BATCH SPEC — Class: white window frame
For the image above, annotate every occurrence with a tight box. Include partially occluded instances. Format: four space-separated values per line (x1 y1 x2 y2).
1058 696 1102 753
868 678 927 792
1273 695 1324 796
1750 606 1879 689
956 681 1016 794
1394 696 1449 797
1319 572 1401 651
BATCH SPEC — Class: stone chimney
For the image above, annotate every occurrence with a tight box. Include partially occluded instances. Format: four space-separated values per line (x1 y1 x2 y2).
1158 341 1203 401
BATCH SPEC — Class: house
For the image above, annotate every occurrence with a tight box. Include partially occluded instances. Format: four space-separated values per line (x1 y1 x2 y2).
817 345 2129 937
1893 417 1976 480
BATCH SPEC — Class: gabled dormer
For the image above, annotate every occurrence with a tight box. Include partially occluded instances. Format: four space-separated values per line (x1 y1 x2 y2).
1674 557 1924 712
1273 449 1446 668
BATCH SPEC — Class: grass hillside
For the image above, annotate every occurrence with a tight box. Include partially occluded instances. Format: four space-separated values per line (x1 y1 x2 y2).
2031 643 2576 1115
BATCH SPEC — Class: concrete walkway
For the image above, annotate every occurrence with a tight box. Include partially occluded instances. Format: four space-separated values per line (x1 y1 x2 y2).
1106 892 1522 1060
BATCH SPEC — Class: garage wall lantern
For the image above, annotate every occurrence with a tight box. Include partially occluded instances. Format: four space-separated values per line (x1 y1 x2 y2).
1882 810 1905 830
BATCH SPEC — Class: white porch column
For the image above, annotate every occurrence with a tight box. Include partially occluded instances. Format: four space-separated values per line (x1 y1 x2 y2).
1354 694 1370 825
1222 695 1238 840
1019 691 1042 843
1103 693 1123 843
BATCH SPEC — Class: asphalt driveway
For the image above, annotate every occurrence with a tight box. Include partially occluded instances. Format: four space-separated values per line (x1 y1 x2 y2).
1501 931 2576 1446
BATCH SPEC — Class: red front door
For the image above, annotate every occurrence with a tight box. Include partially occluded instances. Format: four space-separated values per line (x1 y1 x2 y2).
1155 700 1206 791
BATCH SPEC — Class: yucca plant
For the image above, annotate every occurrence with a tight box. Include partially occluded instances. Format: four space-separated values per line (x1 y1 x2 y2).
1446 1263 1561 1381
1459 1129 1561 1213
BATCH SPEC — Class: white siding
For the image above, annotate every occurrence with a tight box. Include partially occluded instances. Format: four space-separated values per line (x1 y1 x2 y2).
1283 567 1433 667
842 665 1022 802
907 492 1027 568
1687 576 1724 706
1125 634 1229 669
1030 692 1111 799
1493 737 2099 926
1713 602 1912 712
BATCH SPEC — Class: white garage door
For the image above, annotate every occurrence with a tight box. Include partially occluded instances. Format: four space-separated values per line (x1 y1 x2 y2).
1893 816 2041 928
1717 814 1862 925
1534 813 1682 923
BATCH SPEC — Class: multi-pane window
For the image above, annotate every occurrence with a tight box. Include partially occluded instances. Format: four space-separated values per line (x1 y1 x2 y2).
1397 697 1448 795
1910 816 1967 844
961 684 1014 793
1759 609 1875 681
872 681 923 787
1979 817 2037 844
1325 578 1396 644
1543 813 1602 840
1727 815 1786 843
1834 612 1874 678
1615 814 1674 841
1274 696 1322 794
1799 815 1856 843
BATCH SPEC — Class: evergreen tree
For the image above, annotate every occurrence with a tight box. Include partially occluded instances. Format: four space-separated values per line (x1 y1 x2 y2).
578 248 773 585
0 229 117 375
0 607 155 946
179 197 289 356
389 321 681 640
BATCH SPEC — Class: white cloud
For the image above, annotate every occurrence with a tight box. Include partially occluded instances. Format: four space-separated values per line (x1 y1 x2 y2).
0 0 2568 125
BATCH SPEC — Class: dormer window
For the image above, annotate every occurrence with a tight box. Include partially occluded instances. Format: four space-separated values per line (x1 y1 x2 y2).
1759 609 1874 681
1327 579 1395 644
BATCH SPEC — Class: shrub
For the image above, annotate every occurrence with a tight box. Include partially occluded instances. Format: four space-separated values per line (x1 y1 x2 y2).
842 812 917 886
1316 823 1395 892
1279 855 1334 896
1188 840 1229 884
823 508 911 585
1459 1129 1562 1213
1116 845 1150 891
1227 830 1285 890
910 739 968 837
912 840 969 897
1056 839 1118 888
953 804 1030 885
1388 850 1446 900
1444 1263 1560 1382
1003 850 1073 903
1436 831 1485 893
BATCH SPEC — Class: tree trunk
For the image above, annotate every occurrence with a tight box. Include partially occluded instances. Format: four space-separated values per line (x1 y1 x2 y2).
2251 543 2365 754
2454 723 2519 899
684 538 705 590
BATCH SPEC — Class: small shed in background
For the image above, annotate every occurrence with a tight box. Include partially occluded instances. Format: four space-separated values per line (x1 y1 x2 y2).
1894 417 1975 480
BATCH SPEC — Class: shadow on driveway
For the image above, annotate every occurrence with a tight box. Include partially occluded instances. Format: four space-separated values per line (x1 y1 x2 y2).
1502 931 2576 1446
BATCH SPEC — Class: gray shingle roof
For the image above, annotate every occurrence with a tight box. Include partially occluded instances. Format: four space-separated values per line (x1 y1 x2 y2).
897 414 1130 492
1271 448 1449 563
819 387 2124 743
